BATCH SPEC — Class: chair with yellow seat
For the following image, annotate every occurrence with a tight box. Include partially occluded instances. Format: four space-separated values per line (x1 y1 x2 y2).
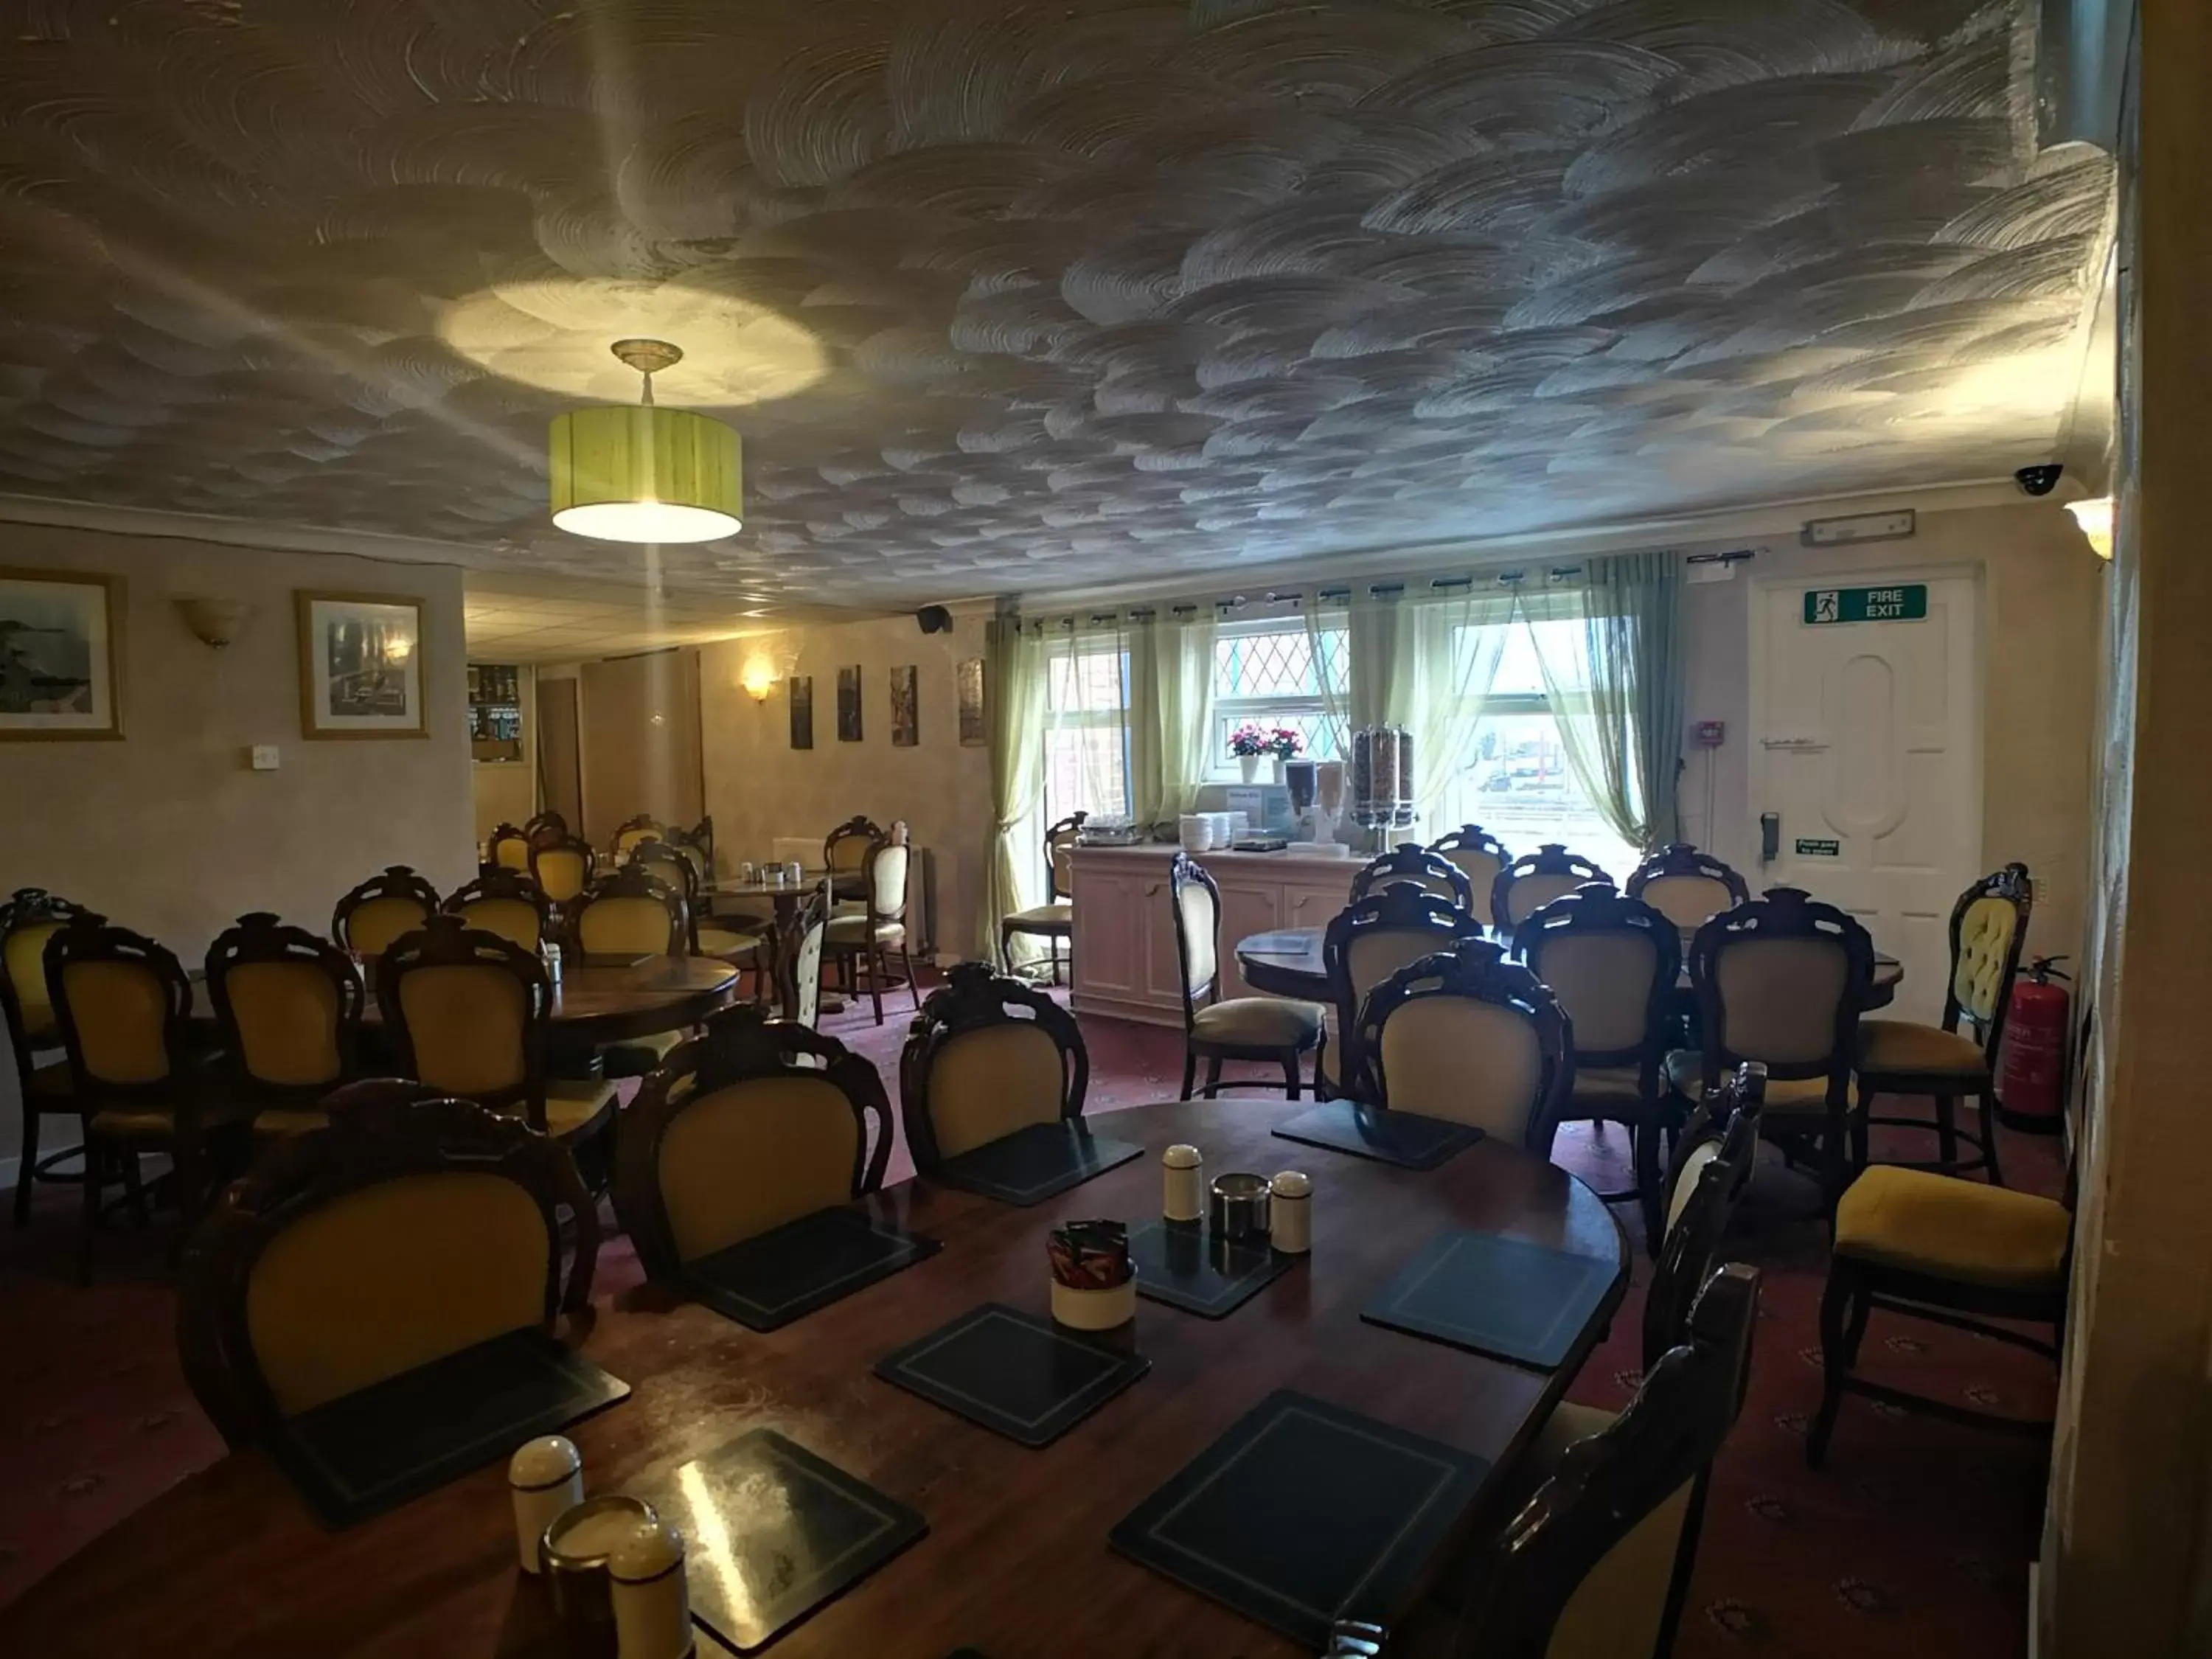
175 1082 598 1450
787 880 832 1026
46 915 251 1278
627 839 765 985
999 810 1085 984
1353 940 1570 1149
1492 844 1613 934
1430 824 1512 912
331 866 439 960
523 809 569 846
1169 854 1324 1099
1520 884 1682 1248
611 813 667 860
205 914 366 1140
566 866 698 1077
1 887 94 1225
1352 843 1475 912
823 813 885 904
615 1005 892 1287
485 821 532 875
1626 843 1748 932
442 870 556 953
900 961 1088 1171
1855 862 2031 1186
529 832 597 910
827 822 920 1025
1321 882 1486 1099
1807 1155 2070 1468
375 914 618 1149
1667 887 1874 1217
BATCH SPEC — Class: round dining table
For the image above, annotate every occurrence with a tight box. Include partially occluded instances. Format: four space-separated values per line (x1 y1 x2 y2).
0 1099 1625 1658
1235 924 1904 1010
703 869 836 1020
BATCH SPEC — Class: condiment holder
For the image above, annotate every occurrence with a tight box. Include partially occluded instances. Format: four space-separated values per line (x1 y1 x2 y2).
1162 1144 1205 1224
509 1436 585 1574
1048 1219 1136 1330
542 1495 661 1639
1269 1171 1313 1254
609 1517 695 1659
1209 1172 1271 1242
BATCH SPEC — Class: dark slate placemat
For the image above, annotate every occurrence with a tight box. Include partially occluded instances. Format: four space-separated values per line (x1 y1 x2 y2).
273 1328 629 1529
633 1428 926 1654
1361 1229 1622 1371
874 1303 1149 1447
686 1206 941 1332
931 1120 1143 1206
1272 1099 1484 1171
1125 1219 1296 1318
1109 1389 1489 1650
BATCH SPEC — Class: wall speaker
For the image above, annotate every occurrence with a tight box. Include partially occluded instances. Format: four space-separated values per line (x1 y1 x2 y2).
916 605 952 634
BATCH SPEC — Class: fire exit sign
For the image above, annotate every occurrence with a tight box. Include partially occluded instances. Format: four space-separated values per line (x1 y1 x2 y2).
1804 584 1927 625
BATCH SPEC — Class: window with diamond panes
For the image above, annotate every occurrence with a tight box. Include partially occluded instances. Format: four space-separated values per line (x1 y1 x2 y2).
1211 622 1349 776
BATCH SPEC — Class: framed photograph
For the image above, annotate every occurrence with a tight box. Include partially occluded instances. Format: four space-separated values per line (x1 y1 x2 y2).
956 657 985 747
0 567 123 740
890 664 919 748
836 664 862 742
296 591 425 739
788 674 813 750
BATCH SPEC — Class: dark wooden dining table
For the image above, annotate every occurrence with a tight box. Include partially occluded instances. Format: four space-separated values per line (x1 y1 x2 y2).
0 1098 1626 1658
1235 923 1905 1010
704 870 835 1020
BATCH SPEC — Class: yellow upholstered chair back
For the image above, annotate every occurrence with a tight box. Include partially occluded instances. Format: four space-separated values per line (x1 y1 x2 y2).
1352 846 1474 911
1357 942 1568 1147
901 962 1087 1166
0 888 86 1051
826 815 883 874
613 815 665 858
1628 844 1750 932
1432 825 1511 905
868 832 911 920
573 883 683 956
1169 855 1220 1008
1493 844 1612 931
1947 864 2033 1034
206 914 364 1093
1324 884 1485 1093
1519 886 1678 1068
1502 874 1582 928
1688 888 1873 1082
333 866 439 959
457 896 544 951
793 883 831 1027
378 916 550 1112
487 824 532 872
1046 813 1086 900
58 958 175 1085
531 841 593 905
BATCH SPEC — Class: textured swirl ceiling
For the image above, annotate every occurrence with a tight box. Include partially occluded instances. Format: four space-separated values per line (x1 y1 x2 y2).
0 0 2110 607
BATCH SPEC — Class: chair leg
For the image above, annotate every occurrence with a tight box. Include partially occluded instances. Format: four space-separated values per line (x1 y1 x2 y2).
77 1138 102 1284
1313 1026 1331 1102
1808 1268 1871 1470
121 1150 149 1228
1978 1088 2005 1186
1634 1114 1664 1254
13 1108 38 1227
1281 1050 1301 1102
867 944 886 1025
1203 1057 1223 1099
1180 1050 1197 1102
999 925 1012 974
1934 1093 1958 1171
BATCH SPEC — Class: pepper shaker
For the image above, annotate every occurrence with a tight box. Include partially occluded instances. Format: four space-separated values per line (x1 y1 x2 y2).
1163 1143 1204 1223
509 1436 584 1574
610 1517 695 1659
1269 1170 1312 1254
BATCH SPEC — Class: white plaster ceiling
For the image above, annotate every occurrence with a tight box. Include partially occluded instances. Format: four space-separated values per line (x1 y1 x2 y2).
0 0 2112 610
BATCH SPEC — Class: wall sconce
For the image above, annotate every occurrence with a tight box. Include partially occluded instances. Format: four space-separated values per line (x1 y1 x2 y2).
175 596 254 649
2065 496 2114 560
738 655 779 702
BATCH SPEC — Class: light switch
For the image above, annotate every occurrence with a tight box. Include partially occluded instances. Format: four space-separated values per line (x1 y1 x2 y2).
250 745 280 771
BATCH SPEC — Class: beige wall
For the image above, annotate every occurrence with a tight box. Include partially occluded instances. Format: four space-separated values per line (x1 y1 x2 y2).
1677 499 2101 973
0 522 473 1168
699 614 992 961
580 648 703 849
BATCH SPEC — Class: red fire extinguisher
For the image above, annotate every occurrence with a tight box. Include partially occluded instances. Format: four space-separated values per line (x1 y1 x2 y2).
1999 956 2070 1133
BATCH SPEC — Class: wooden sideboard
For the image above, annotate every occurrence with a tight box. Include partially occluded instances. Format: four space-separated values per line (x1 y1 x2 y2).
1067 844 1359 1026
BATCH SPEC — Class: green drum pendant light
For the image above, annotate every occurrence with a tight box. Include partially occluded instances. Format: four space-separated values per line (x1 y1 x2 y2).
549 338 742 543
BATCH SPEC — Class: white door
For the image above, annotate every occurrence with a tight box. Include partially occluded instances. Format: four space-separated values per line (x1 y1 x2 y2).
1750 572 1980 1024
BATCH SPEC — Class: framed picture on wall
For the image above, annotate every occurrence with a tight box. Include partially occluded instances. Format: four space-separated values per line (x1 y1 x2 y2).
789 674 813 750
836 664 862 742
0 566 124 740
956 657 985 747
890 664 919 747
296 591 425 739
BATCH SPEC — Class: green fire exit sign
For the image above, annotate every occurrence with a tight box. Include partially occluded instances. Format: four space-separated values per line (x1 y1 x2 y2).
1795 838 1841 857
1804 584 1927 625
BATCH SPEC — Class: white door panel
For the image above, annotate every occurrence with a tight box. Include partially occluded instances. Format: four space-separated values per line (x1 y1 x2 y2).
1751 574 1980 1023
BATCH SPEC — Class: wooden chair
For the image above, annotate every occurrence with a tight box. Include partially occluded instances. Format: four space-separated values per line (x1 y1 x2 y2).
611 813 667 860
999 811 1086 983
566 865 686 958
529 833 596 908
1168 854 1324 1099
375 914 618 1147
442 869 556 953
485 821 532 874
1430 824 1512 910
628 839 765 973
1 886 92 1225
1353 940 1571 1149
827 823 920 1025
823 814 884 902
331 866 439 959
1351 843 1475 912
789 879 833 1028
176 1084 597 1450
1320 883 1487 1099
1808 1119 2070 1468
664 815 717 887
522 810 569 845
615 1005 894 1285
900 961 1088 1172
1669 887 1874 1217
1855 862 2032 1184
1626 842 1749 931
45 915 251 1278
1492 844 1613 933
205 913 366 1140
1520 884 1683 1249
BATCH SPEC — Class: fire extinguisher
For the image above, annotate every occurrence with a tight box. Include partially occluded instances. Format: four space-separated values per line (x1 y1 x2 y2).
1998 956 2070 1133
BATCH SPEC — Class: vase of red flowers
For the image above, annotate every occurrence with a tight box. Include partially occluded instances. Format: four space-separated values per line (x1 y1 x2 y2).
1229 722 1304 785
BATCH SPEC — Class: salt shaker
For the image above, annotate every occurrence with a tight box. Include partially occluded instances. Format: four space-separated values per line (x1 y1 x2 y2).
610 1517 695 1659
1269 1170 1313 1254
509 1436 584 1573
1163 1144 1204 1223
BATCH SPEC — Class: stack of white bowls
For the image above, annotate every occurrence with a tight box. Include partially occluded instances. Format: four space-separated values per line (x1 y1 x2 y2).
1179 813 1209 852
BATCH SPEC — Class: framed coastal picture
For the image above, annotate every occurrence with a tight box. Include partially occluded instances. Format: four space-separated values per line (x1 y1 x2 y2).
0 568 123 740
296 591 425 739
890 664 919 747
956 657 985 746
836 664 862 742
789 674 813 750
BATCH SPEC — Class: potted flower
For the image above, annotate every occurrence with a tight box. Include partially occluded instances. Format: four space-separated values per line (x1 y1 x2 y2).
1229 722 1304 784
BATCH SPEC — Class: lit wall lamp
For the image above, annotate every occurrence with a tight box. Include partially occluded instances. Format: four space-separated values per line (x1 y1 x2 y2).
738 655 779 702
175 596 254 649
2065 496 2115 560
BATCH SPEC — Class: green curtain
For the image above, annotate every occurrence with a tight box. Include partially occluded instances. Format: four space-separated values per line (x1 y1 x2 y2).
978 615 1046 961
1152 608 1218 821
1124 616 1164 828
1398 589 1515 829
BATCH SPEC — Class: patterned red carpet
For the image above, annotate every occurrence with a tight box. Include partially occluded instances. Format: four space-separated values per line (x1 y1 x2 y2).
0 986 2058 1654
